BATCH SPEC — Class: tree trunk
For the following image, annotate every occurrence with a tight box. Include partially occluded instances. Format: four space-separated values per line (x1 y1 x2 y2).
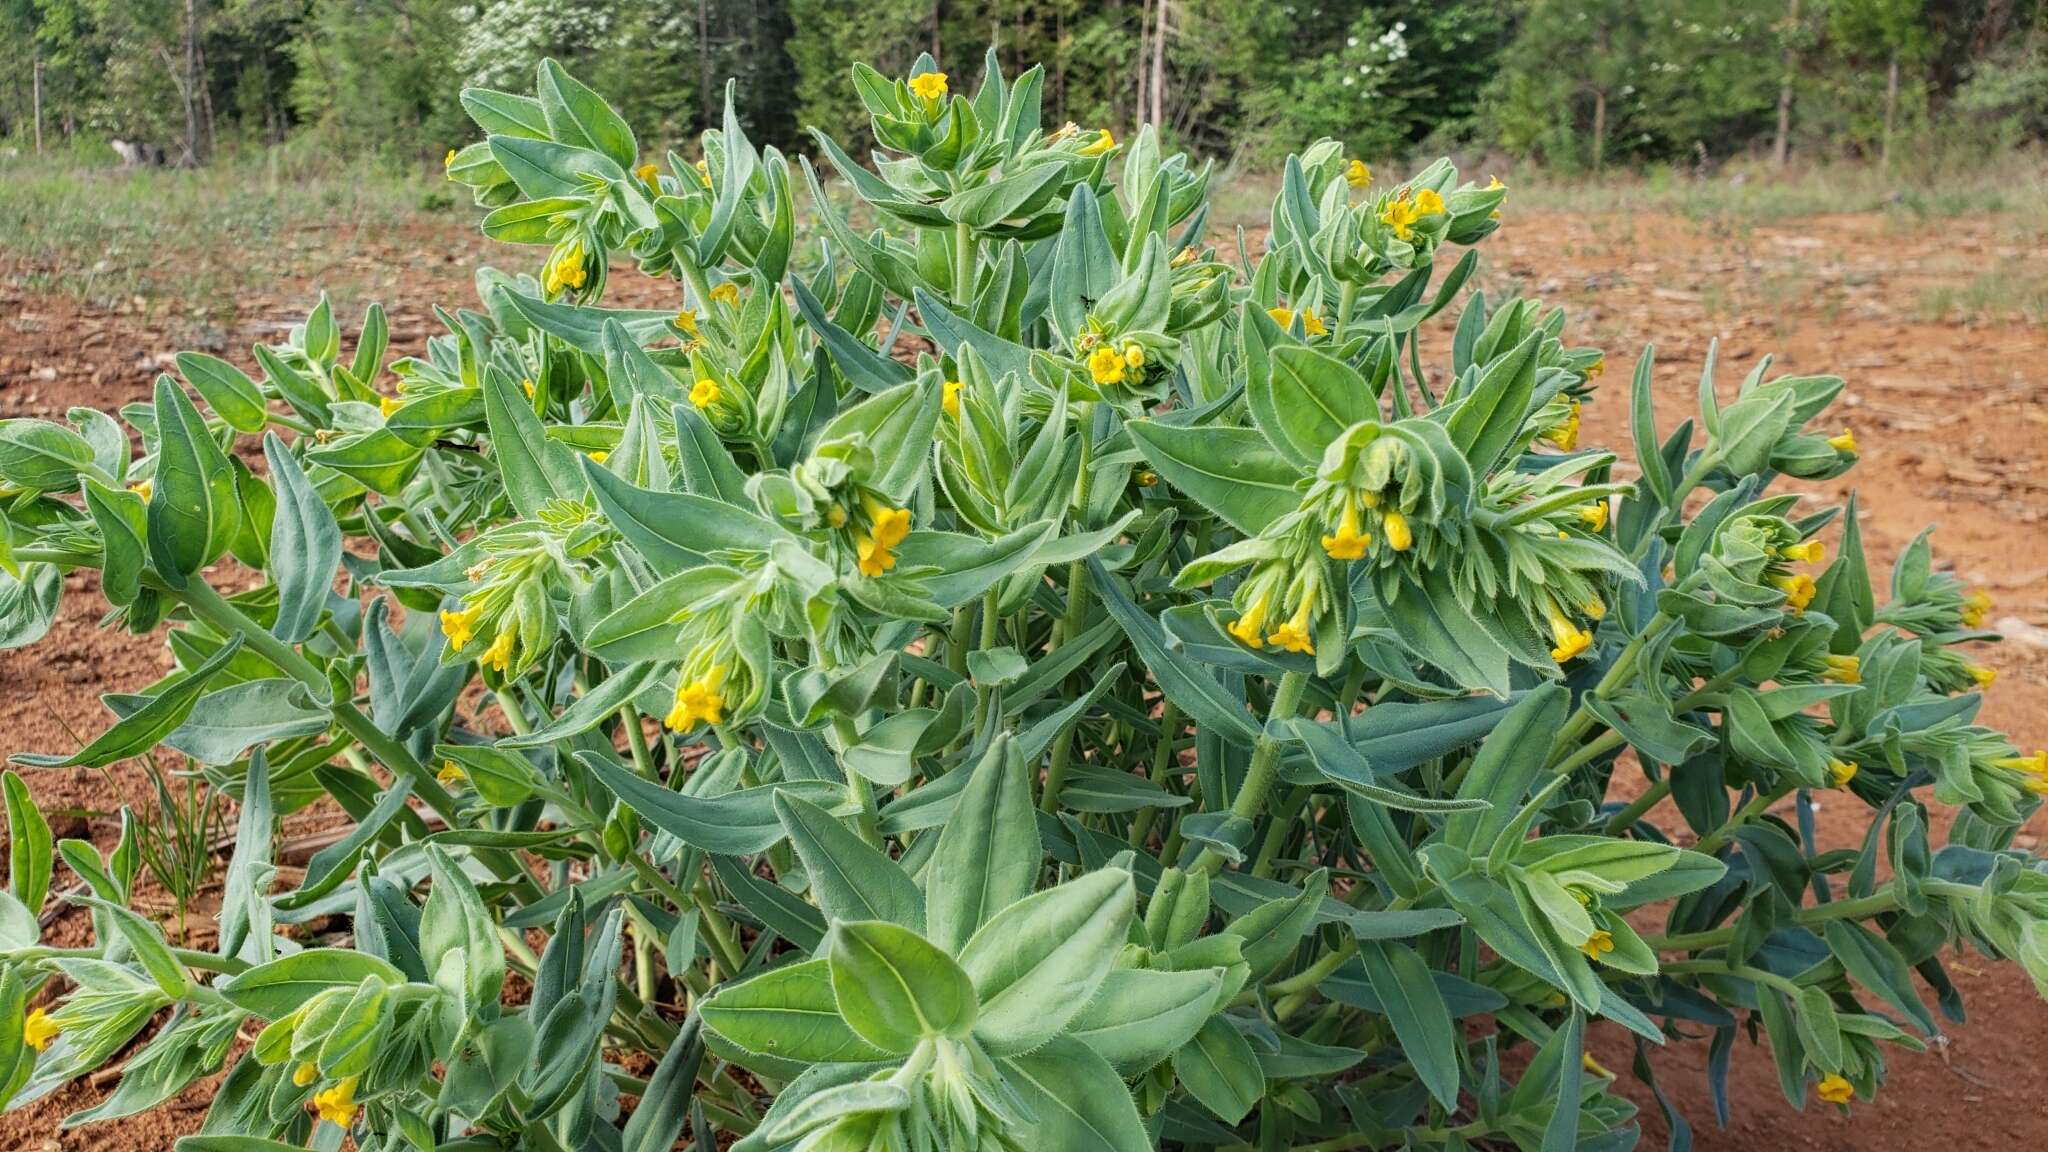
1881 53 1899 169
1149 0 1167 129
1135 0 1151 127
182 0 203 165
32 51 43 155
1590 88 1607 175
697 0 713 133
1772 0 1802 168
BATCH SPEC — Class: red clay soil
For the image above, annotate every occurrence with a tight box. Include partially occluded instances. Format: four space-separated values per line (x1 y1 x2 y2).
1 206 2044 1150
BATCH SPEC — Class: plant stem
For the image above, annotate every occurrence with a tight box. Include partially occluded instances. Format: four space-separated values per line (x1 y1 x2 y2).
1602 775 1671 835
1695 786 1790 856
1194 670 1309 875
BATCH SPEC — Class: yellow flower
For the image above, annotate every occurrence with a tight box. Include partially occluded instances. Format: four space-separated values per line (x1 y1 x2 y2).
1576 502 1609 532
1546 599 1593 663
862 497 911 550
1582 1052 1614 1079
544 242 588 296
942 379 963 418
1828 428 1857 453
665 665 729 731
1545 399 1582 451
379 394 402 418
1136 470 1159 487
1816 1074 1854 1106
439 606 478 652
588 450 609 465
1170 246 1200 268
1087 344 1127 386
1414 188 1445 216
1780 540 1825 564
1267 306 1296 330
1299 308 1328 336
1123 342 1146 369
1268 593 1316 656
636 163 660 190
1078 127 1116 156
1487 175 1506 192
1321 500 1371 561
826 504 848 528
481 630 514 674
908 71 949 101
1967 663 1997 689
445 148 458 168
130 479 153 503
312 1076 359 1126
1228 587 1274 650
1382 510 1414 553
1584 356 1605 380
522 378 536 399
1580 929 1615 961
709 282 740 307
1993 750 2047 779
1344 159 1372 188
675 309 700 337
1380 197 1421 240
695 158 711 186
691 378 722 409
23 1007 59 1051
1961 589 1992 628
1582 597 1607 621
1822 654 1861 684
1772 572 1817 613
1828 759 1858 789
293 1061 320 1088
437 759 465 788
857 534 898 578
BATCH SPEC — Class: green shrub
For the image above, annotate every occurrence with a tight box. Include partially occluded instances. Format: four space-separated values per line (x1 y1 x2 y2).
2 49 2045 1152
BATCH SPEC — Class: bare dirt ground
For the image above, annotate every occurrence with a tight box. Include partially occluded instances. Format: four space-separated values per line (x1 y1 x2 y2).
1 202 2044 1150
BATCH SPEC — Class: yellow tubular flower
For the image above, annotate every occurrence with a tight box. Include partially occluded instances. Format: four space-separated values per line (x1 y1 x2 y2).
1136 470 1159 487
437 760 464 788
130 479 153 503
691 378 721 409
439 606 477 652
1772 572 1817 613
444 148 457 168
1268 588 1317 655
856 534 898 578
695 158 711 186
1821 654 1861 684
1487 175 1506 192
908 71 949 101
481 630 514 674
1580 930 1615 961
1992 750 2048 779
1584 357 1606 379
1961 589 1992 628
1546 598 1593 663
1228 588 1274 650
1582 1052 1615 1079
1828 759 1858 789
1545 399 1582 451
826 504 848 528
1321 499 1370 561
1087 344 1126 386
862 497 911 549
709 282 740 306
588 450 609 466
943 380 963 418
1382 510 1414 552
1414 188 1446 216
1582 597 1607 621
1780 540 1825 564
1380 197 1421 240
1123 342 1146 369
522 378 536 399
1267 306 1296 329
1300 308 1328 336
636 163 659 190
23 1008 59 1051
379 394 402 418
665 665 729 731
1079 128 1116 156
293 1062 320 1088
312 1076 359 1126
1967 663 1997 689
1828 428 1857 453
1345 159 1373 188
1576 502 1609 532
1817 1075 1854 1106
675 309 699 338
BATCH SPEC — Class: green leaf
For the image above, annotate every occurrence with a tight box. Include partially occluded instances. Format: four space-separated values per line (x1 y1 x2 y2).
1127 419 1303 536
915 288 1037 383
958 868 1134 1055
81 480 146 608
1172 1015 1264 1125
176 352 268 434
422 845 506 1015
263 434 341 645
1446 682 1567 852
578 752 843 856
1383 566 1514 697
1067 966 1224 1075
1356 939 1459 1108
1090 559 1260 747
583 459 789 574
218 948 402 1020
146 375 241 587
774 792 924 931
160 679 329 765
3 771 52 915
1005 1035 1155 1152
0 967 34 1109
537 58 637 170
1252 345 1378 466
1445 331 1541 476
924 734 1039 954
484 367 583 519
826 920 976 1054
620 1019 704 1152
12 636 245 769
1822 919 1935 1036
701 958 890 1067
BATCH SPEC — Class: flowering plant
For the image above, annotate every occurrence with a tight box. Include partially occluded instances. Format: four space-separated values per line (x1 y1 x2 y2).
2 50 2044 1152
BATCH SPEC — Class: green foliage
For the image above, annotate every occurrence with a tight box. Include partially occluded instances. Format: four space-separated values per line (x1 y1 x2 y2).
3 46 2048 1152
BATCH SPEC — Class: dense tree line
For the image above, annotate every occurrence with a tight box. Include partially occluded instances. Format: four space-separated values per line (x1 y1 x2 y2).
1 0 2043 171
